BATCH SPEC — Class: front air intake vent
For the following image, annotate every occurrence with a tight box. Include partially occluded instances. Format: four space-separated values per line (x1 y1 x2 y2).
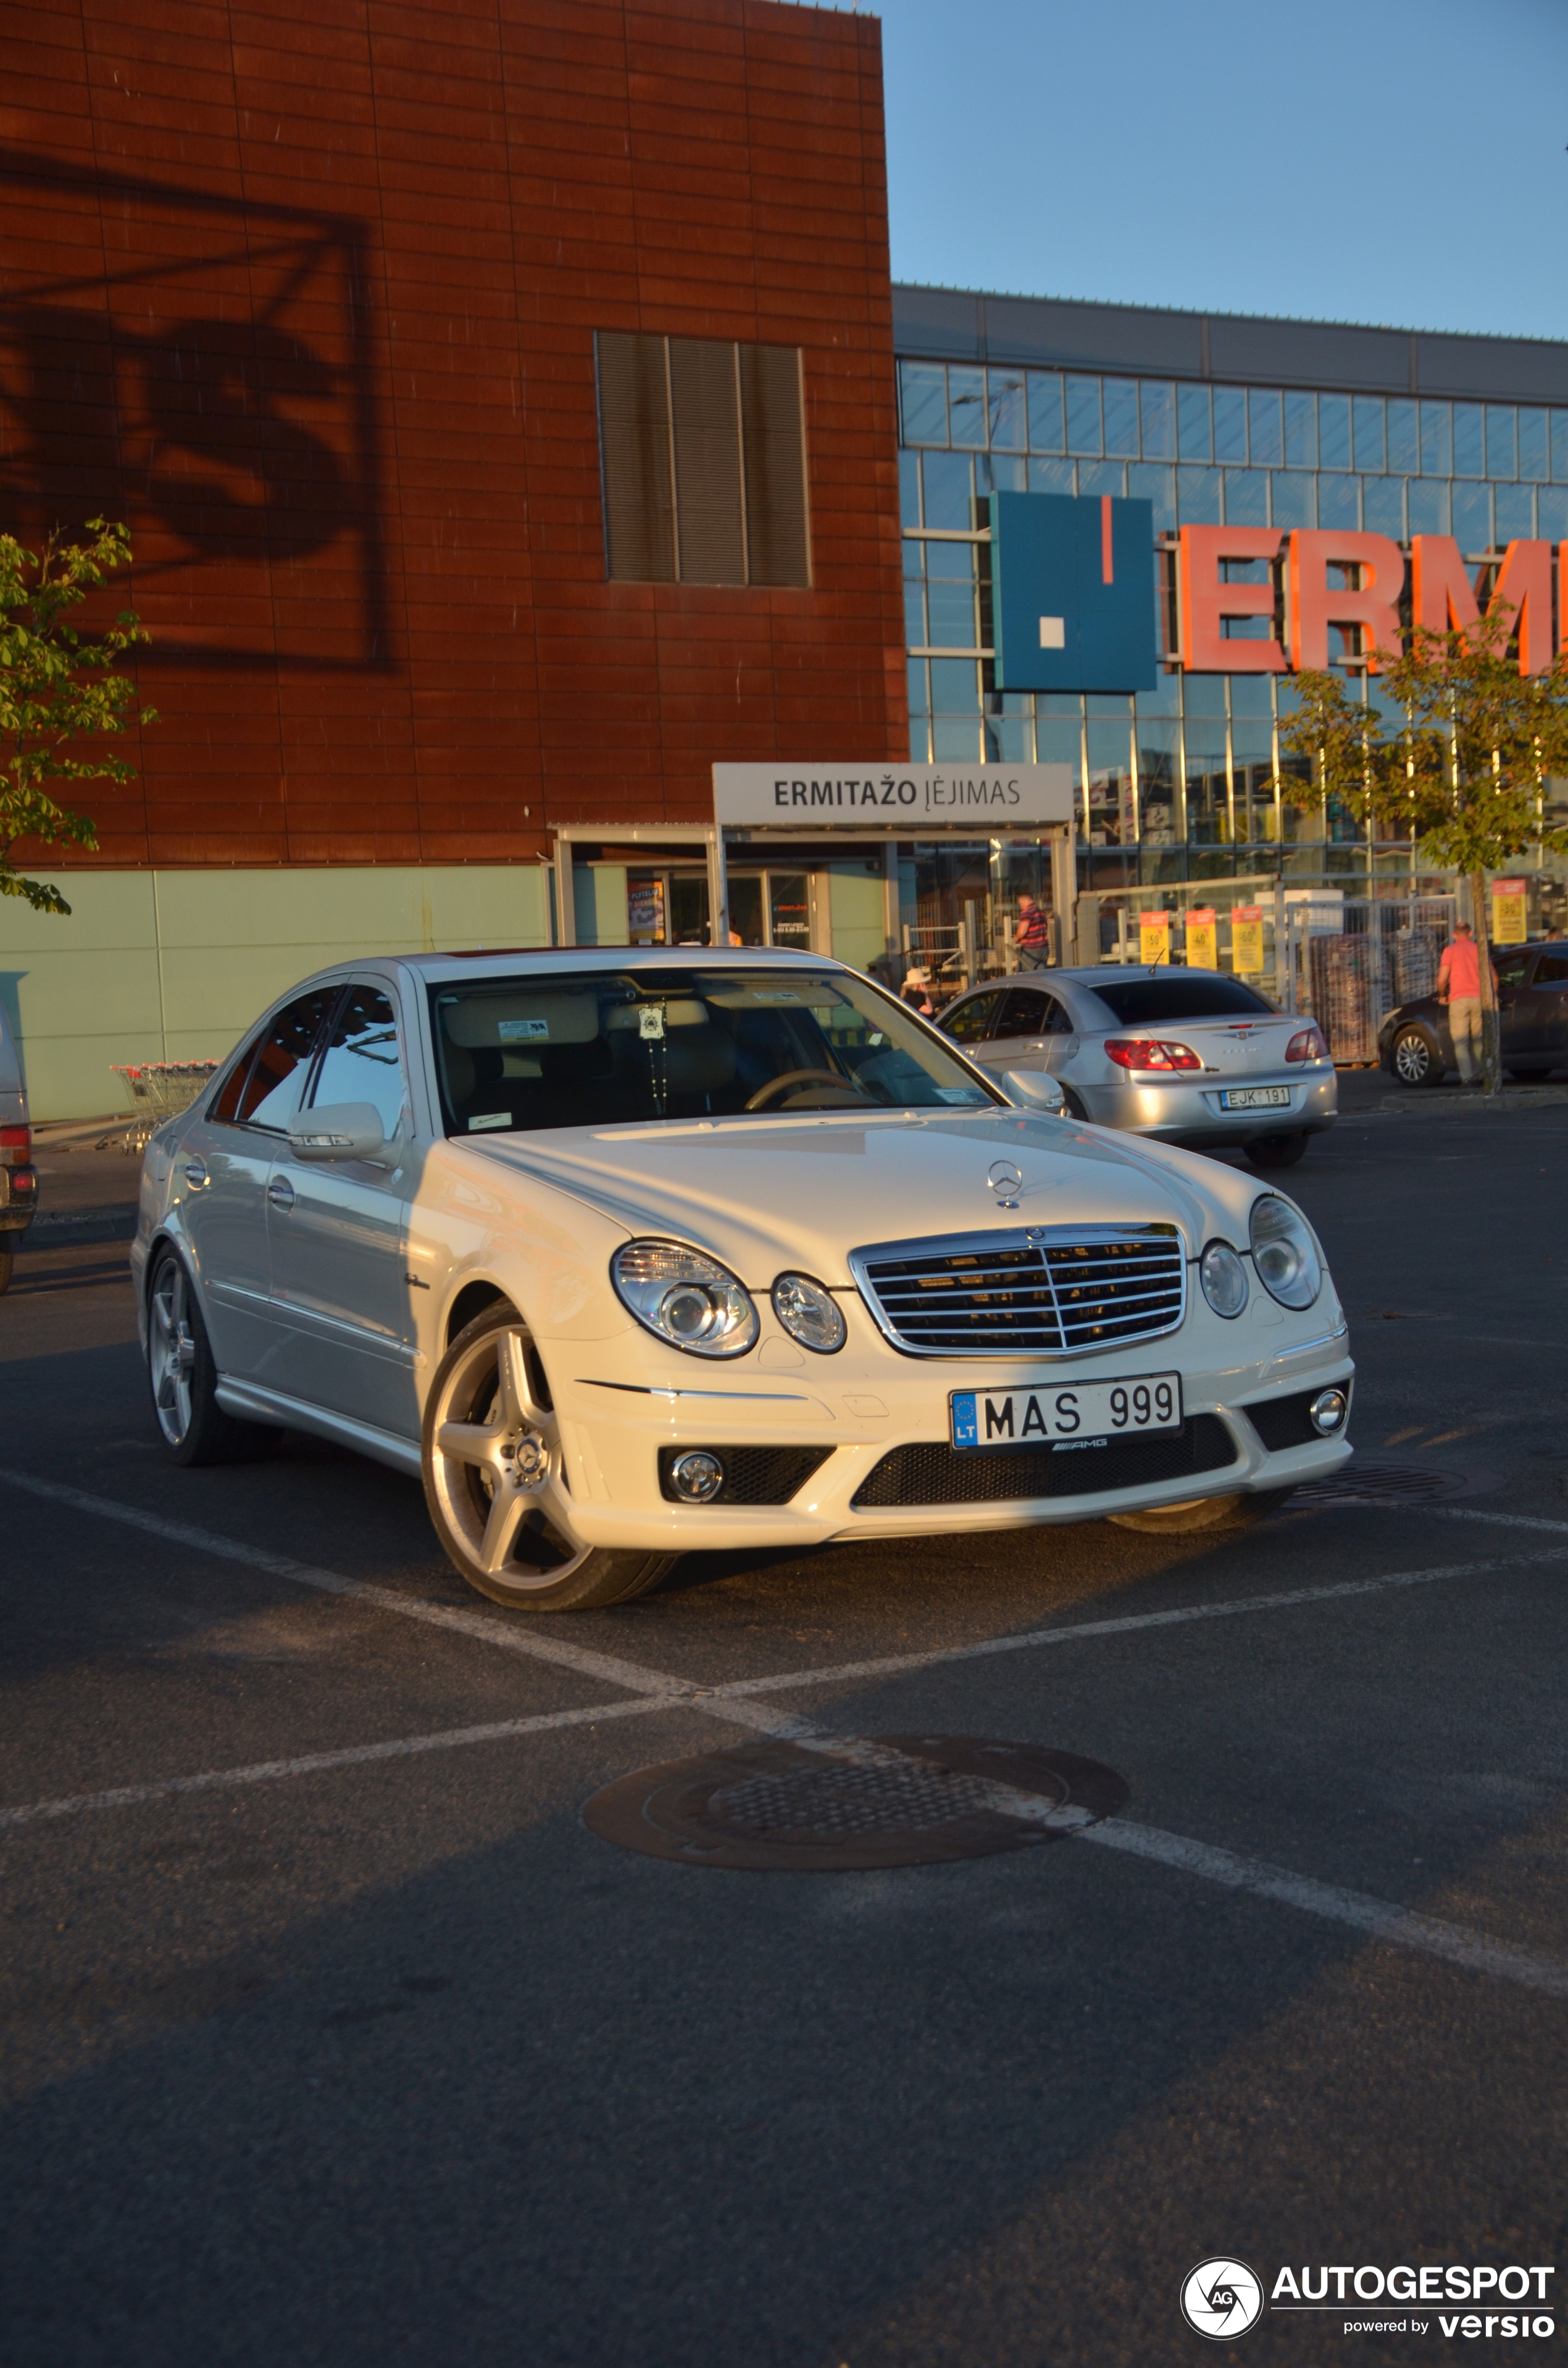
848 1225 1186 1360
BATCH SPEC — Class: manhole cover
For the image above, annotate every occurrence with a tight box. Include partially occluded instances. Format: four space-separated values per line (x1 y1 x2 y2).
583 1734 1128 1870
1295 1459 1491 1507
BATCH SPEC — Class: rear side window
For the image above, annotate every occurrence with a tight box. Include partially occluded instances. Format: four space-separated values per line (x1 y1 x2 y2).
1532 952 1568 984
995 988 1070 1038
1091 977 1275 1025
943 990 1005 1043
211 990 337 1131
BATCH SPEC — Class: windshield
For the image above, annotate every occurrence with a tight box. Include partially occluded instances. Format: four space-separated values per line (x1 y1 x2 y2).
428 968 1002 1136
1091 976 1275 1024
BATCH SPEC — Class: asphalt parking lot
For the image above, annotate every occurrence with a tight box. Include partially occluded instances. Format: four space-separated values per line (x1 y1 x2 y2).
2 1097 1565 2367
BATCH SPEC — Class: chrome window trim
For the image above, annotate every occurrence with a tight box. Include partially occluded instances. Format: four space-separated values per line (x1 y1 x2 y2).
847 1222 1186 1362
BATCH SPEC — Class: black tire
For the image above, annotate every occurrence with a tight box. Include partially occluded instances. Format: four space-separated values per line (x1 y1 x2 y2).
1060 1086 1090 1121
146 1246 265 1466
1390 1026 1443 1087
1106 1486 1295 1535
0 1242 12 1297
422 1302 677 1611
1245 1131 1309 1170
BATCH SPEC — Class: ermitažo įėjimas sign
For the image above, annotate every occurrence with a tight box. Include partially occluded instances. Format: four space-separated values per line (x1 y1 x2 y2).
711 764 1075 829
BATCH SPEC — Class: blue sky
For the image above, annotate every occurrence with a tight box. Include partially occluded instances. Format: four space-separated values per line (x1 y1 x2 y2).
875 0 1568 341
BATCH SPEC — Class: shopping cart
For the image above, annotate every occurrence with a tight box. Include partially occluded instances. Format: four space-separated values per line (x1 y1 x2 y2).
101 1061 220 1153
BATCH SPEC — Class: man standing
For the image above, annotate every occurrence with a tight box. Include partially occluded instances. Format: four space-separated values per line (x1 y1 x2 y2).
1014 893 1052 969
1437 918 1497 1086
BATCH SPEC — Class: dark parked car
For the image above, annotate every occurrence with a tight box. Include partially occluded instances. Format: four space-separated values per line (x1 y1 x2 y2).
1379 940 1568 1084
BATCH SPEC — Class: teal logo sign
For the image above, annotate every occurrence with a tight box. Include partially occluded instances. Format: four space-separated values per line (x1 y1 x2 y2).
990 492 1157 694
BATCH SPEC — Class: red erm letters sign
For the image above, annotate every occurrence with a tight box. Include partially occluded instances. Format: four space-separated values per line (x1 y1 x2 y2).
1177 529 1564 676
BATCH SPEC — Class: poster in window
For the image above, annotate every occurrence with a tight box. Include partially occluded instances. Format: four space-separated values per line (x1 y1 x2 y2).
627 876 665 939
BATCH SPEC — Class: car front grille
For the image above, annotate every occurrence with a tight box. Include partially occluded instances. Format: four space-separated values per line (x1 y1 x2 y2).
848 1224 1186 1358
851 1415 1238 1508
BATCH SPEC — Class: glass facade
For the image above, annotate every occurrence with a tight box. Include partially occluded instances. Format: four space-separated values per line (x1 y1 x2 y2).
898 358 1568 878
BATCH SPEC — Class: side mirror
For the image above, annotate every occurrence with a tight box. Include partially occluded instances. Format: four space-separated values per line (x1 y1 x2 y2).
999 1068 1066 1116
287 1102 386 1162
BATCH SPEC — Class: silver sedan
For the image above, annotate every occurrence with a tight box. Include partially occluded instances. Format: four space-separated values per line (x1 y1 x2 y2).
940 966 1337 1170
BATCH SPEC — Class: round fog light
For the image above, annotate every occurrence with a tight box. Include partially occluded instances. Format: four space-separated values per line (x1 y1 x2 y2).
1310 1388 1348 1436
670 1451 725 1503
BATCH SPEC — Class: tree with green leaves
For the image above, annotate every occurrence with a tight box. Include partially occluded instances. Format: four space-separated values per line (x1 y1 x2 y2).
0 521 156 916
1279 608 1568 1094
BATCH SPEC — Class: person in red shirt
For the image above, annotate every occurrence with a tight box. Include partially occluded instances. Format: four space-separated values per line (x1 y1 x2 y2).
1437 919 1498 1085
1014 893 1052 969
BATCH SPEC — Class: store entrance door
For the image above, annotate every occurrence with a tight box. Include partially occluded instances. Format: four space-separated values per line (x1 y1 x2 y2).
728 871 811 949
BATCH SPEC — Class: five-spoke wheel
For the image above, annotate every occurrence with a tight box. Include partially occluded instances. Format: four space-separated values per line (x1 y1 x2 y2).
145 1247 266 1465
421 1303 674 1610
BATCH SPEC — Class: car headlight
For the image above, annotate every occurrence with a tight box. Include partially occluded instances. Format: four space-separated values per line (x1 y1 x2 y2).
1199 1240 1249 1318
1249 1195 1322 1310
611 1240 759 1357
772 1273 847 1353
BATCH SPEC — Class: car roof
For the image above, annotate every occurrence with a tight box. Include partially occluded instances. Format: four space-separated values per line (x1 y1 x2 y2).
402 945 850 982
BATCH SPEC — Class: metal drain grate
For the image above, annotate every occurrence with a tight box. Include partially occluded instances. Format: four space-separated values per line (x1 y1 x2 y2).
1295 1460 1477 1507
713 1759 1005 1841
583 1735 1129 1872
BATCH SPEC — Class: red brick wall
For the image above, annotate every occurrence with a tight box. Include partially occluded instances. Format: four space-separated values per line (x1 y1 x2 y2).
1 0 906 869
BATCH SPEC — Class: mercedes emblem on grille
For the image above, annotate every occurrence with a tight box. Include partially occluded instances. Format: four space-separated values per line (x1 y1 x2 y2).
987 1159 1024 1209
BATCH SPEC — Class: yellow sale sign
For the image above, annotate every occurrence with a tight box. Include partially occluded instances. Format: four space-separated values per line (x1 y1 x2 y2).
1232 905 1264 973
1491 878 1528 946
1185 907 1217 969
1140 908 1170 964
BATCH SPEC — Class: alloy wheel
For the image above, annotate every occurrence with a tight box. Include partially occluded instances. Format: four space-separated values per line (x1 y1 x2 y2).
1393 1031 1433 1085
148 1256 198 1447
426 1322 593 1595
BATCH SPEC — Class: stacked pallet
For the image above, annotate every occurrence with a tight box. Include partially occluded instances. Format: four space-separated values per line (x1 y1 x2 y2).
1390 926 1441 1008
1307 934 1381 1062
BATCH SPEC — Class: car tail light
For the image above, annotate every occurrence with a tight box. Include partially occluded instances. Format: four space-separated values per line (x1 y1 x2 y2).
0 1124 30 1161
1103 1039 1203 1073
9 1166 36 1195
1285 1026 1328 1063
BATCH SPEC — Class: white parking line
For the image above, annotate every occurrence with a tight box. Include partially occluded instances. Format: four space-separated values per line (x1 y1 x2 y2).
5 1469 1562 1713
4 1466 1566 1999
0 1470 694 1701
0 1696 686 1831
1435 1505 1568 1536
1080 1822 1568 1999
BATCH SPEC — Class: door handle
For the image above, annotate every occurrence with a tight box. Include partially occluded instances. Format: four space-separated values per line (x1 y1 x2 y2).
182 1161 209 1192
267 1174 295 1211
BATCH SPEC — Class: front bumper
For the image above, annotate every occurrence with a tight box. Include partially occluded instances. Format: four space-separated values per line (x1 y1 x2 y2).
1074 1068 1337 1145
541 1291 1354 1551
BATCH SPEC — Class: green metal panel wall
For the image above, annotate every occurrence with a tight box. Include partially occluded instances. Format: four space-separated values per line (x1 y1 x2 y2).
0 866 551 1120
827 863 888 975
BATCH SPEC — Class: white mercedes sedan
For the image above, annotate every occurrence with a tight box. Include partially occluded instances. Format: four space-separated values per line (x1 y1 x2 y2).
131 949 1354 1610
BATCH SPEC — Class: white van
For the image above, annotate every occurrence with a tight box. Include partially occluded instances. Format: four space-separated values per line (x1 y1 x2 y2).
0 1003 36 1293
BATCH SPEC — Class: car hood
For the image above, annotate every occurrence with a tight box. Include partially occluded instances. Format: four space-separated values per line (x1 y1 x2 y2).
462 1110 1268 1284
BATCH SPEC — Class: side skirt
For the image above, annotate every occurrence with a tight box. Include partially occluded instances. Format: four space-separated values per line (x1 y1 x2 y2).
215 1379 423 1478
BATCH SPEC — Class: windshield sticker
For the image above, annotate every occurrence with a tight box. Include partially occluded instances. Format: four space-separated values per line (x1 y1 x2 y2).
498 1018 549 1042
639 1006 666 1040
936 1086 988 1103
469 1112 512 1131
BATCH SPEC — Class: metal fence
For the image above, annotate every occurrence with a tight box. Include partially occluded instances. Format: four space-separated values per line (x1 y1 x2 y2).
1290 897 1458 1063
